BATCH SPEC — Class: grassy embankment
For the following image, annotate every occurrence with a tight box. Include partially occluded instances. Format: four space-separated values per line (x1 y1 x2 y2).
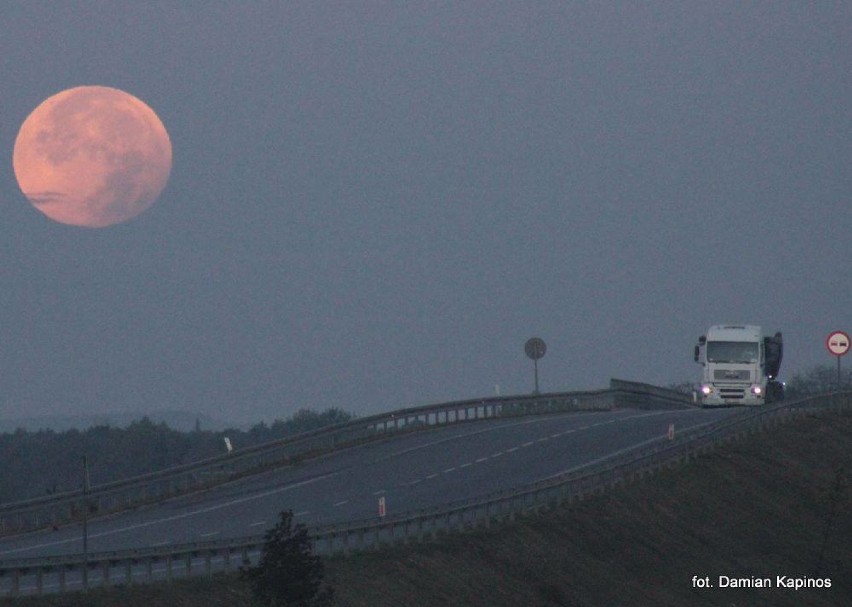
5 409 851 607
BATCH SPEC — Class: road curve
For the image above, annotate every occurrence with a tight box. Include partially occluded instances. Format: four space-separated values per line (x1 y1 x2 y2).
0 407 740 559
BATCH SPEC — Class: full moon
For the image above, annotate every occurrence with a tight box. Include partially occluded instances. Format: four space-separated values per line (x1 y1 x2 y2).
13 85 172 228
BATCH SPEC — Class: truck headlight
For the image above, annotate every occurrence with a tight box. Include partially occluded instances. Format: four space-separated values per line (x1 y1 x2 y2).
700 384 713 396
751 384 763 395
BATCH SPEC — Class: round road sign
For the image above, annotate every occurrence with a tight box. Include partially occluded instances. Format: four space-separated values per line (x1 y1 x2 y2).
525 337 547 360
826 331 850 356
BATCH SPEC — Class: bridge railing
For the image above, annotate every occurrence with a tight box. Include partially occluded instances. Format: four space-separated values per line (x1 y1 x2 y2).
0 389 847 596
306 391 850 554
0 379 684 536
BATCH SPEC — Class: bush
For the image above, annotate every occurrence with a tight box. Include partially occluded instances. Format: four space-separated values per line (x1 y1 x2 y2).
240 510 334 607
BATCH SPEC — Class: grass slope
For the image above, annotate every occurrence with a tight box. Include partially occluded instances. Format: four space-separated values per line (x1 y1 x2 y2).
6 409 851 607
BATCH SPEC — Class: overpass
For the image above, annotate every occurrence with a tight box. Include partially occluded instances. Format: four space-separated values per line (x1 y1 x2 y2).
1 380 848 596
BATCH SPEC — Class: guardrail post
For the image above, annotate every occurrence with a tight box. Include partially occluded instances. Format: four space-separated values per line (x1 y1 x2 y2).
185 553 192 577
58 565 66 592
125 560 133 585
35 568 44 595
11 569 20 597
205 551 212 576
103 561 111 587
166 554 173 581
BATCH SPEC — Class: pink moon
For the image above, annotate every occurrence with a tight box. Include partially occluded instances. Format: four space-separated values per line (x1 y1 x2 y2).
13 85 172 228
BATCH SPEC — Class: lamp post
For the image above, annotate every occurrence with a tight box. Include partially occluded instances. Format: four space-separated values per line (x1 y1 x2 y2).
82 456 90 590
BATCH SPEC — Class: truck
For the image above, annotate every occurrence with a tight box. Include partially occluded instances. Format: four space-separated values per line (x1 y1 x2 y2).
693 325 784 407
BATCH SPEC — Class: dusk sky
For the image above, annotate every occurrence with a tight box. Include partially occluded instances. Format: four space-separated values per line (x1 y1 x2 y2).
1 2 850 426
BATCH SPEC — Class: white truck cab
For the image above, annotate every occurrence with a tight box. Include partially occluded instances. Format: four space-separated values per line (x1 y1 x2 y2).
694 325 783 407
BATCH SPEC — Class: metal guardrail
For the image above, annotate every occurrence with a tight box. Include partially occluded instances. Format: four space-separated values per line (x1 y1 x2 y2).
0 379 682 537
304 391 851 556
1 390 847 596
0 379 710 595
2 388 845 598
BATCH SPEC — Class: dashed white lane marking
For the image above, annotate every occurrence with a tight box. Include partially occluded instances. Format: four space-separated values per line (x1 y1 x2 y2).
200 531 220 538
389 415 570 459
0 472 340 557
397 411 684 488
373 489 386 496
249 521 267 527
333 500 350 507
294 511 310 517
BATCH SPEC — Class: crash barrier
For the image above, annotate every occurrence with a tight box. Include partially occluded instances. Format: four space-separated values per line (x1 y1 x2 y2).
0 390 848 596
0 379 688 536
609 379 693 409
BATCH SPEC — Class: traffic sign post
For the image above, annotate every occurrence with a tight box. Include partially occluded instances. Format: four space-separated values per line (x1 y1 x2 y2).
524 337 547 394
825 331 850 387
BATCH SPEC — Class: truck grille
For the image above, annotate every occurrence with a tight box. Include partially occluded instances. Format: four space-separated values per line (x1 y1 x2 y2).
718 388 746 399
714 369 751 381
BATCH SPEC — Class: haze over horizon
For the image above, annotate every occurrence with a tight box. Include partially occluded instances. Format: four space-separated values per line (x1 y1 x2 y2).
1 3 850 426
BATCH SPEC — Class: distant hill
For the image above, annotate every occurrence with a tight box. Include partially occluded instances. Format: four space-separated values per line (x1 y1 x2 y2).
0 410 236 434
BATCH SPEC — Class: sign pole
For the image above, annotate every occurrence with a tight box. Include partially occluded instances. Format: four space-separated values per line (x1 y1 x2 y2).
524 337 547 395
838 355 842 388
825 331 850 388
534 358 540 394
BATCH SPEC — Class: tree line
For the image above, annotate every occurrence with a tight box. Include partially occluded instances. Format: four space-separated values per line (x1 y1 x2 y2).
0 408 352 505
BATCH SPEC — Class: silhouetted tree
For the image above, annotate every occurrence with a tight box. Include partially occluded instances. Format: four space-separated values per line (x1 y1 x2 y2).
241 509 334 606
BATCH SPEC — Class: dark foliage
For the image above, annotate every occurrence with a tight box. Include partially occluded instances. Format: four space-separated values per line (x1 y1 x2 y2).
240 510 334 607
0 408 352 505
784 364 852 399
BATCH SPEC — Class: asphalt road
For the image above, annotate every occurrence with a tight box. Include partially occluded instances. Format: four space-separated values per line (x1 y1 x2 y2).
0 407 740 559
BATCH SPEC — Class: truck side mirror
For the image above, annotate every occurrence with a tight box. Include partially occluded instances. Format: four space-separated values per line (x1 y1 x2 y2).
694 345 700 362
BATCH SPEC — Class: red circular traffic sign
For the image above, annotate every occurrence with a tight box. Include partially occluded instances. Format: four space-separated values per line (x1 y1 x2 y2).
826 331 850 356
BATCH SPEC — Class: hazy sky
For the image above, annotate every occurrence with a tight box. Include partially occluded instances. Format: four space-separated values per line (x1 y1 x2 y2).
1 2 850 425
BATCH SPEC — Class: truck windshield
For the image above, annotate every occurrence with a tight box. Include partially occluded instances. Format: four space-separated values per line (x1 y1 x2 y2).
707 341 759 364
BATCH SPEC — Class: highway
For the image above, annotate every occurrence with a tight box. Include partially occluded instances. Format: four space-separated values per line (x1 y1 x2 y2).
0 407 740 560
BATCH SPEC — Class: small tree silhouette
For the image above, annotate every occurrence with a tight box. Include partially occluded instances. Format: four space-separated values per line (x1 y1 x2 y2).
241 509 334 606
